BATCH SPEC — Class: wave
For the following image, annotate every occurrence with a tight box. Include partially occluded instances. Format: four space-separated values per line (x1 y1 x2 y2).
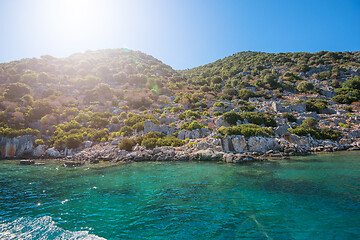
0 216 106 240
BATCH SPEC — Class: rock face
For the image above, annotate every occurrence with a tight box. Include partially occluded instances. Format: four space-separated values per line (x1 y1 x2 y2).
215 116 231 127
32 145 46 158
0 136 37 158
144 120 175 135
222 135 279 153
177 128 211 140
272 102 306 113
45 147 61 158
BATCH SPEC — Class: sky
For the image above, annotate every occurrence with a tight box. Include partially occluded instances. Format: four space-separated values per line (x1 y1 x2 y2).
0 0 359 69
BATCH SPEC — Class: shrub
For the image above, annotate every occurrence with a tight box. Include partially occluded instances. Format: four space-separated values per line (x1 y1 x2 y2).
223 111 242 125
118 138 136 151
241 112 277 127
171 106 185 113
0 127 41 138
157 135 185 147
142 138 158 149
119 112 128 119
297 81 314 92
213 111 223 116
119 126 133 137
289 127 341 140
213 102 225 108
35 139 45 146
4 83 30 100
305 99 328 113
343 106 353 112
65 134 84 149
180 121 206 131
218 124 274 138
188 142 197 148
338 122 351 128
300 117 318 130
238 89 256 100
111 116 120 124
282 113 297 122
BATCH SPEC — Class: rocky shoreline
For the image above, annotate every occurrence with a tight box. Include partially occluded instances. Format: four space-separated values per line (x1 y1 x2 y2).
5 132 360 167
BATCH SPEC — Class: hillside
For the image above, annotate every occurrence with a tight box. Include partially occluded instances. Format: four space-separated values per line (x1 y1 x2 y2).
1 49 360 160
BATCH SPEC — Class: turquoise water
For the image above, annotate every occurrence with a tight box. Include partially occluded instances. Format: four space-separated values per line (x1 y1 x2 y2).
0 152 360 240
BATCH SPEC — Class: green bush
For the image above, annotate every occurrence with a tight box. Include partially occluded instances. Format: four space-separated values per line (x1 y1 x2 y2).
118 138 136 151
297 81 314 92
213 102 225 108
238 89 256 100
218 124 274 138
213 111 223 116
157 135 185 147
119 126 133 137
171 106 185 113
282 113 297 122
35 139 44 146
65 134 84 149
241 112 277 127
222 111 276 127
305 99 328 113
180 121 206 130
119 112 128 119
142 138 158 149
289 127 341 140
0 127 41 138
223 111 242 125
111 116 120 124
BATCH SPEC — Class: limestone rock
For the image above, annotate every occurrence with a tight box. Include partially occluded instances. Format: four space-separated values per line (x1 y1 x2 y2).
32 145 46 158
84 141 93 148
215 116 230 127
275 126 290 136
0 135 37 158
45 147 61 158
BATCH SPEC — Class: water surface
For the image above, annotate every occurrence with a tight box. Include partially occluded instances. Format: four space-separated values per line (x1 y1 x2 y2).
0 152 359 239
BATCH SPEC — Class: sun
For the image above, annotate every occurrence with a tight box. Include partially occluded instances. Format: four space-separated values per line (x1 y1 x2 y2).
48 0 105 43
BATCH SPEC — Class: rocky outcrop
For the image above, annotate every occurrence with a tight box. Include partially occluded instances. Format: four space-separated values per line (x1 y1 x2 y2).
144 120 175 135
222 135 279 153
44 148 61 158
32 145 46 158
0 136 37 158
272 102 306 113
177 128 211 140
215 116 231 127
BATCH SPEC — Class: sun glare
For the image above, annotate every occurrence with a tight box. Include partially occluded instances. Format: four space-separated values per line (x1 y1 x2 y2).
48 0 105 44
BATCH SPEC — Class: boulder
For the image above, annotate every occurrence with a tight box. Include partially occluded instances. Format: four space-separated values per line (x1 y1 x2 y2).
247 136 279 153
32 145 46 158
196 141 215 150
84 141 93 148
215 116 231 127
45 148 61 158
320 108 337 115
274 126 290 136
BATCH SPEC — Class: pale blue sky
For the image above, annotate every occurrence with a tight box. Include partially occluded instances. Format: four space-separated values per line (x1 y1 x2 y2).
0 0 359 69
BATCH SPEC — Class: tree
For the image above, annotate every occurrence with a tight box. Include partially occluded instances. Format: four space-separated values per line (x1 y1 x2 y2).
297 81 314 92
300 117 318 130
4 83 30 100
342 77 360 89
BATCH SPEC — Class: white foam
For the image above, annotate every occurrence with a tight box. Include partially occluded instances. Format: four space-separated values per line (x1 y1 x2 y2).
0 216 106 240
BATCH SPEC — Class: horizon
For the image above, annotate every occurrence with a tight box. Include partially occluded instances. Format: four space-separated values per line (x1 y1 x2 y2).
1 0 359 70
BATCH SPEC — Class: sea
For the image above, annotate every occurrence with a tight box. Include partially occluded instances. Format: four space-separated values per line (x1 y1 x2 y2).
0 151 359 239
